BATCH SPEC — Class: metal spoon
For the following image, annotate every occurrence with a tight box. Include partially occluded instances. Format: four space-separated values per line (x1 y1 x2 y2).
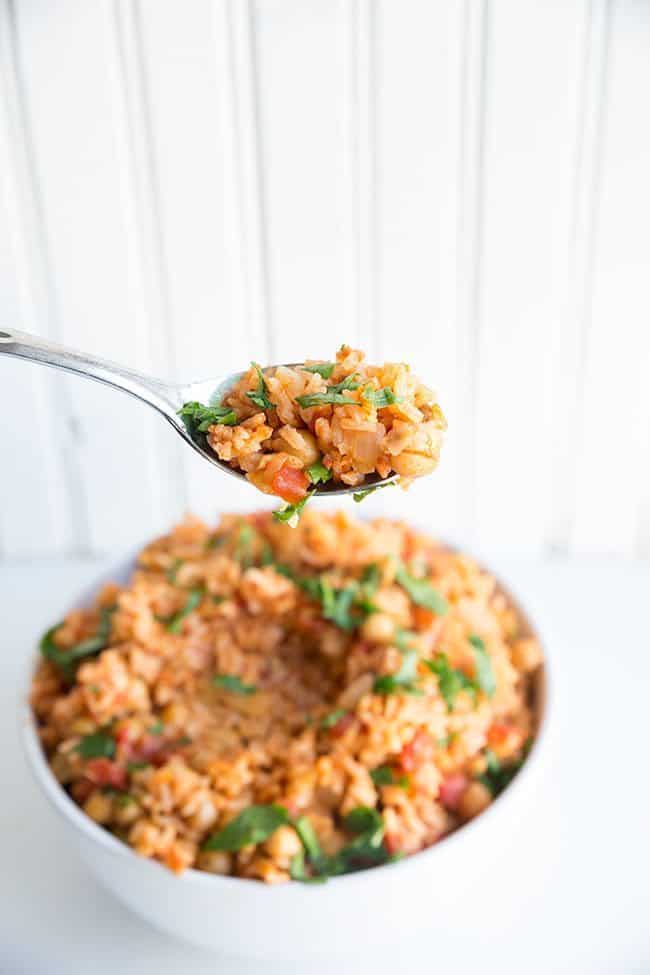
0 327 397 496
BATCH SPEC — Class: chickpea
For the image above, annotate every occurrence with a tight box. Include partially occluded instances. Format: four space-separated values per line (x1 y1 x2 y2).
392 451 438 478
360 612 396 645
511 637 543 673
263 824 302 868
83 790 114 824
457 782 492 822
70 718 97 736
114 797 141 827
197 850 233 875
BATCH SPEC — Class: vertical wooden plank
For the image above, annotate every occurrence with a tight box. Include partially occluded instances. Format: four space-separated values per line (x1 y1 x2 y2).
108 0 187 534
572 0 650 555
11 0 177 553
474 0 589 554
0 0 80 557
366 0 471 543
251 0 352 364
134 0 267 518
550 0 610 555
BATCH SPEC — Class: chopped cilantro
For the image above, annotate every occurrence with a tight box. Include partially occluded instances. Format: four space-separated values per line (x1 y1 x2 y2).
362 386 402 408
39 606 116 678
147 720 164 736
290 806 393 882
370 765 409 789
177 401 237 431
469 633 496 697
301 362 335 379
360 563 381 597
478 748 524 797
395 563 448 615
320 709 348 729
273 490 315 527
157 588 203 633
294 815 322 861
353 481 397 503
246 363 274 411
202 804 289 852
204 534 226 551
127 761 150 772
373 648 422 696
234 522 255 568
75 732 115 759
306 460 332 485
424 654 476 711
212 674 257 695
296 375 360 408
166 558 183 584
320 579 359 631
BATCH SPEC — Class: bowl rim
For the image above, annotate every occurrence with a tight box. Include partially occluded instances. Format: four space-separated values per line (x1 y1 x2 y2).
20 540 553 894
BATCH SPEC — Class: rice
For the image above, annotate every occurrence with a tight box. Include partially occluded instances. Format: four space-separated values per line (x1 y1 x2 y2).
179 345 446 507
31 510 542 883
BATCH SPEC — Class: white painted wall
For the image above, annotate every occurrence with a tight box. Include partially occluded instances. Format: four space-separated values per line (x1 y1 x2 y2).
0 0 648 559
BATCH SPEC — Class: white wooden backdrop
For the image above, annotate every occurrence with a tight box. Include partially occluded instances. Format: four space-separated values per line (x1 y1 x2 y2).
1 0 649 560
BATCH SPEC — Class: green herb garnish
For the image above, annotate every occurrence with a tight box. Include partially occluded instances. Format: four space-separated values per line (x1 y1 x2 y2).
202 804 289 852
212 674 257 695
353 481 397 503
370 765 409 788
166 558 183 584
395 563 448 615
320 579 359 631
158 588 203 633
302 362 335 379
478 748 524 797
306 460 332 485
273 490 315 527
234 522 255 568
469 633 496 697
246 363 274 411
360 563 381 597
296 375 360 408
294 815 322 861
320 708 348 729
290 806 394 882
362 386 402 408
177 401 237 431
424 654 476 710
127 761 151 772
147 720 164 736
373 648 422 696
39 606 116 677
75 732 116 759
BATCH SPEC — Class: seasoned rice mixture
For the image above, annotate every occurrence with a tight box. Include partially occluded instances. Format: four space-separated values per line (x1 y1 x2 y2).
179 346 446 516
31 511 542 883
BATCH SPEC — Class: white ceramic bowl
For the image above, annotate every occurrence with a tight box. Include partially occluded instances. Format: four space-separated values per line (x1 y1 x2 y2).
21 553 552 960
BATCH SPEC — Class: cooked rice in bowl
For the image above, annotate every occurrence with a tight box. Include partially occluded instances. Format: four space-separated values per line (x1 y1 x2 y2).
30 510 543 883
178 345 446 515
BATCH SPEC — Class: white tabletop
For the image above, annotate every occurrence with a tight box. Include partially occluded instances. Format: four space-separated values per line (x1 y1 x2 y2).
2 556 649 975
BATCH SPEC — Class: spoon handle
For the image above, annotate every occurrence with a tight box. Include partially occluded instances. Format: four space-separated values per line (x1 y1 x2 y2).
0 327 179 418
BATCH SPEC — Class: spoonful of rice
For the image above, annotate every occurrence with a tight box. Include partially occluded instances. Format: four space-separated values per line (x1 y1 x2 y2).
0 329 445 523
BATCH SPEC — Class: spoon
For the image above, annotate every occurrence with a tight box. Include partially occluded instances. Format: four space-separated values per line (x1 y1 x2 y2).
0 327 397 496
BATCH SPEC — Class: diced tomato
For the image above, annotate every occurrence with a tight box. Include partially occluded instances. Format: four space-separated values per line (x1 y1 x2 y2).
271 464 309 504
384 832 401 856
487 722 524 759
330 713 356 738
439 774 468 811
399 729 434 772
85 758 127 790
71 779 95 803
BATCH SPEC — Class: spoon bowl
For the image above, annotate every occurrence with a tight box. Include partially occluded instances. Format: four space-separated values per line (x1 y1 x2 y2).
0 329 398 496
